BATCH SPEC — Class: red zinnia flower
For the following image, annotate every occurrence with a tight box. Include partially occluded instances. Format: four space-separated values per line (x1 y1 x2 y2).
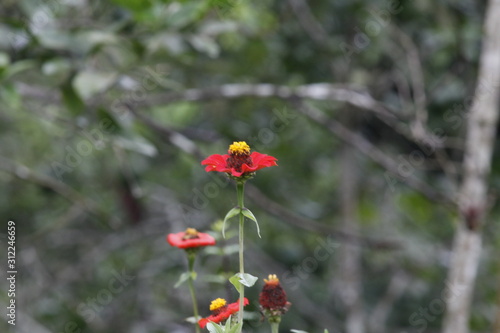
167 228 216 249
201 141 277 178
198 297 249 329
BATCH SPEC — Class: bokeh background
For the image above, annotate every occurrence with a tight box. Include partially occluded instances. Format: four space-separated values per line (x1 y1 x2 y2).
1 0 499 332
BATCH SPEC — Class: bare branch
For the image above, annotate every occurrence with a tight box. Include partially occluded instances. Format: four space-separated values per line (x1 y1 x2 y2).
292 101 455 208
368 270 409 333
390 25 428 128
287 0 330 45
0 156 104 217
146 83 461 151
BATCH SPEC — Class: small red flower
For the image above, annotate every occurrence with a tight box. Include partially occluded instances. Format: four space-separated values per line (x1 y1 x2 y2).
167 228 216 249
198 297 249 329
201 141 277 178
259 274 291 322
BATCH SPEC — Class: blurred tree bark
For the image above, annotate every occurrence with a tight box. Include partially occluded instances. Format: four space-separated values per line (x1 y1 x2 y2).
442 0 500 332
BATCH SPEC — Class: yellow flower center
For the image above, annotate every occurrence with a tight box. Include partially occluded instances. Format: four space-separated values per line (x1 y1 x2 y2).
229 141 250 155
264 274 279 284
182 228 199 240
209 298 227 311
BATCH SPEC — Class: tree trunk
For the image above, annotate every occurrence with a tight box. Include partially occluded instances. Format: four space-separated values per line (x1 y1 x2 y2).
442 0 500 332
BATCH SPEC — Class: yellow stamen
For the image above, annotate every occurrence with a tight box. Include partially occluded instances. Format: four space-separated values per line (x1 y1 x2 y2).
182 228 199 239
209 298 227 311
229 141 250 155
264 274 279 283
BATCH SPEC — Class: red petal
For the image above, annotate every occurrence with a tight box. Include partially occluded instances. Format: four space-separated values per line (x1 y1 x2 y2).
166 232 216 249
201 154 230 173
198 318 209 328
251 152 278 169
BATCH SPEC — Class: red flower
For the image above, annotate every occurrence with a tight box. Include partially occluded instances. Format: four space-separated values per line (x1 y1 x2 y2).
259 274 291 322
167 228 216 249
259 274 288 310
201 141 277 178
198 297 249 329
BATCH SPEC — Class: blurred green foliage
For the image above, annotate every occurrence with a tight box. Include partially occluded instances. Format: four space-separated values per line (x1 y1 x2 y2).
0 0 499 333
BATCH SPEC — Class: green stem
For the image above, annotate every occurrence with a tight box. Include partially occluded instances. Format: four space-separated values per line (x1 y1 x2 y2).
271 322 280 333
236 181 246 330
187 252 201 333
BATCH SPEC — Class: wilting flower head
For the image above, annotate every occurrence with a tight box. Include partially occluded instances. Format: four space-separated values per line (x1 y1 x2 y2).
201 141 277 179
259 274 291 322
167 228 216 249
198 297 249 329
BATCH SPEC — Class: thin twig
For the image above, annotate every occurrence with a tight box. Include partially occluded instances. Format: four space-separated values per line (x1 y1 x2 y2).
287 0 330 45
0 156 104 217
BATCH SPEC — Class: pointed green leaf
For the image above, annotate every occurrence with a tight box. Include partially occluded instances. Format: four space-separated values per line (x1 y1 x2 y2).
230 273 258 291
229 273 241 292
174 272 190 288
206 322 225 333
227 321 243 333
239 273 258 287
222 206 241 238
242 208 261 238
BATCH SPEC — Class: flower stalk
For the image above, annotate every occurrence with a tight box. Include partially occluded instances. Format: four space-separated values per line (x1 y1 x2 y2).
237 180 246 328
271 322 280 333
187 251 201 333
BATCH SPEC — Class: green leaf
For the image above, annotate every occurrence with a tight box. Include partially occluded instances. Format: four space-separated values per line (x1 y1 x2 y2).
206 322 225 333
73 71 117 100
241 208 261 238
174 272 190 288
324 330 329 333
222 206 241 238
229 272 258 291
229 273 241 291
0 52 10 68
239 273 258 287
114 135 158 157
227 321 243 333
61 83 85 116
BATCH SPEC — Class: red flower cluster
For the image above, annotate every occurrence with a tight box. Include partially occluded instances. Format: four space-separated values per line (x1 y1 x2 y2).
198 297 249 329
201 141 277 178
259 274 290 322
167 228 216 249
